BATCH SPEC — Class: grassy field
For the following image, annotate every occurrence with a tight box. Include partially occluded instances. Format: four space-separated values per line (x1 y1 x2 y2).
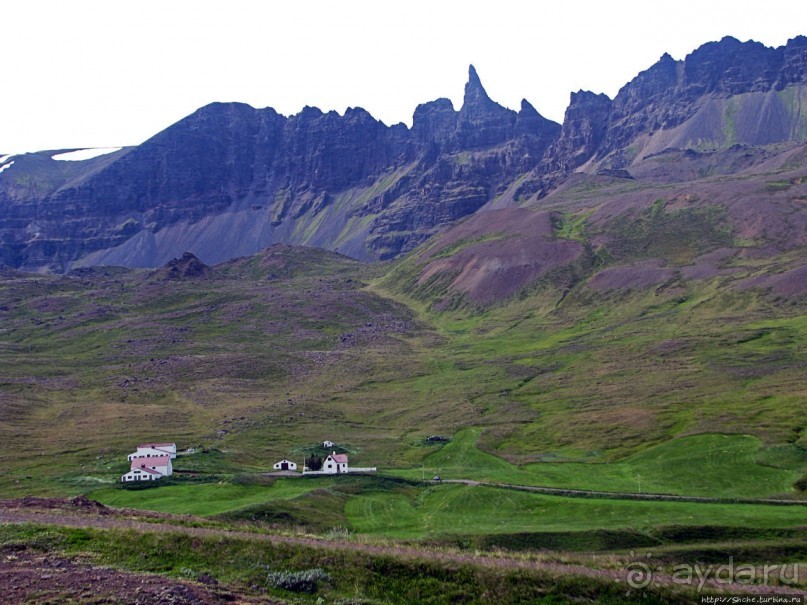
80 472 807 551
392 428 804 498
345 484 807 539
89 477 333 516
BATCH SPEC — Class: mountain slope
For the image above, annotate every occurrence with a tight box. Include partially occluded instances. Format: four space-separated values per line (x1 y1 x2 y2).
1 232 805 499
391 142 807 309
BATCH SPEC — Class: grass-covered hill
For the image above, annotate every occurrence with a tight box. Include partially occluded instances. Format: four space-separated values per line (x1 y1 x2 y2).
0 244 431 495
377 142 807 468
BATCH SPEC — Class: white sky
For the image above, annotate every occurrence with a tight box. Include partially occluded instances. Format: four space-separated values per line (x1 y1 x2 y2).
1 0 806 155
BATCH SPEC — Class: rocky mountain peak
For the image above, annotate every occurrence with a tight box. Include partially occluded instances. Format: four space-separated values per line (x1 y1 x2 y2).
463 64 490 106
683 36 783 96
457 65 517 148
297 105 325 120
518 99 539 117
515 99 561 141
460 64 507 117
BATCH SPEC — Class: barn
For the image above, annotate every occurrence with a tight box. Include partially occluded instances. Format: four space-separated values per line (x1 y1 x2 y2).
272 459 297 471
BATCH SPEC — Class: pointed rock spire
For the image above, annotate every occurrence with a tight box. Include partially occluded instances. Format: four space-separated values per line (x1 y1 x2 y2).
463 64 493 109
457 64 518 148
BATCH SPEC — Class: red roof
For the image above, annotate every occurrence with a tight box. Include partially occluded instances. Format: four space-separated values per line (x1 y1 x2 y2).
130 467 163 476
330 454 348 464
131 455 170 469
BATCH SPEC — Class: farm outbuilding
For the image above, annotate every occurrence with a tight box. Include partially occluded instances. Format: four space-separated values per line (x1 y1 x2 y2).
272 459 297 471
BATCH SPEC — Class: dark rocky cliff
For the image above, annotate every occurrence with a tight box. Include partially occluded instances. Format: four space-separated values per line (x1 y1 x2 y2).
594 36 807 166
0 66 559 271
1 37 806 272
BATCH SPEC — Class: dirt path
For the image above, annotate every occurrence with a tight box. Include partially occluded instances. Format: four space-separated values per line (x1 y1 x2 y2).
2 504 805 598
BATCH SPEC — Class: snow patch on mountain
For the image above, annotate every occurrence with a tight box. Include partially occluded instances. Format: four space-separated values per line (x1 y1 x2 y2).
52 147 123 161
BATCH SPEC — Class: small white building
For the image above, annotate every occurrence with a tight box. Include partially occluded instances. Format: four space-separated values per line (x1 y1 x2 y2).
273 459 297 471
127 443 177 461
322 452 348 474
323 440 335 448
121 455 173 482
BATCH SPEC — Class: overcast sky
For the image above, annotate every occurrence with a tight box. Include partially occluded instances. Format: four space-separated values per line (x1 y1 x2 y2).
2 0 806 154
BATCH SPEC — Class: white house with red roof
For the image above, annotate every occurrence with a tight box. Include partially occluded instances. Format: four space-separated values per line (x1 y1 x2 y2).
121 455 173 482
323 452 349 473
302 450 377 475
127 442 177 461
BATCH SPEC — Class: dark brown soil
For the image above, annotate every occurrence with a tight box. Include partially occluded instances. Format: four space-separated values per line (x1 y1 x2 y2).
0 548 247 605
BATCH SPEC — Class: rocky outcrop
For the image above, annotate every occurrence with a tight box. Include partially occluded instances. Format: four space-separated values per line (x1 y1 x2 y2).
780 35 807 85
595 36 807 166
411 98 457 146
156 252 210 280
542 91 613 174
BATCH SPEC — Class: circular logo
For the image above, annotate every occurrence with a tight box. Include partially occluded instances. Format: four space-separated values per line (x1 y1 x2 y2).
626 561 652 589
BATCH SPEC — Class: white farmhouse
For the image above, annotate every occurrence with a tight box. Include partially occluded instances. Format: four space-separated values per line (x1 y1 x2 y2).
127 442 177 461
303 451 376 475
322 452 348 474
273 459 297 471
121 455 173 482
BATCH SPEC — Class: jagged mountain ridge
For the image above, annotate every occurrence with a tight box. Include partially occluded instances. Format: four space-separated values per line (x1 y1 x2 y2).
1 35 806 272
